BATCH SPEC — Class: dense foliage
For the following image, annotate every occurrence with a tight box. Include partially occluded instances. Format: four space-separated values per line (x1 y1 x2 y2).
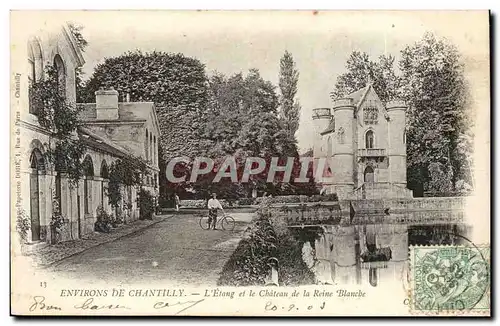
29 65 86 184
331 51 400 104
79 51 209 159
218 204 315 286
16 209 31 244
138 189 155 220
400 33 472 196
331 33 473 196
107 157 148 208
79 50 310 200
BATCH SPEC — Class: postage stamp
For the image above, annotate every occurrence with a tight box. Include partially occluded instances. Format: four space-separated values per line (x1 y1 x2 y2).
410 245 490 315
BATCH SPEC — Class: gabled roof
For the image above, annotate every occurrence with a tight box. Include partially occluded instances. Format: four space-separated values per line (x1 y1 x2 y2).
62 25 85 67
345 85 370 106
332 84 390 124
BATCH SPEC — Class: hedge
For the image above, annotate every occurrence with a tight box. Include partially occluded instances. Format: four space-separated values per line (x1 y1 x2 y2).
178 194 338 208
254 194 338 205
179 199 231 209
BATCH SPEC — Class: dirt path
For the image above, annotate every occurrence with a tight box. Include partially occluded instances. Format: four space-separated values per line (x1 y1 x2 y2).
48 213 253 286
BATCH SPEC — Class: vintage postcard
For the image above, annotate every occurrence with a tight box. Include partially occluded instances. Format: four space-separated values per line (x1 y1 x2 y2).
10 10 490 316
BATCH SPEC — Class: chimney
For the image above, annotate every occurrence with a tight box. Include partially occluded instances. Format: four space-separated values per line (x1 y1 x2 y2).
95 86 119 120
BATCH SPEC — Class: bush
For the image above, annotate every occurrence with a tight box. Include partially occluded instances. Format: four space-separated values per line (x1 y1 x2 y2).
94 205 112 233
218 204 315 286
237 198 255 206
16 209 30 244
139 189 154 220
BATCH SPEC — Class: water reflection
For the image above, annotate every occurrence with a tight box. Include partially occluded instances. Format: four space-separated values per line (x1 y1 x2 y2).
298 223 470 286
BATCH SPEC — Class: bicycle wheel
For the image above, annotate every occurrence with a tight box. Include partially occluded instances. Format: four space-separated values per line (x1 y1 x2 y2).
221 215 235 231
199 216 211 230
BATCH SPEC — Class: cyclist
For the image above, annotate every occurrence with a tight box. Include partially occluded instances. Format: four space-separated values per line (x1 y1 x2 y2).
207 192 224 230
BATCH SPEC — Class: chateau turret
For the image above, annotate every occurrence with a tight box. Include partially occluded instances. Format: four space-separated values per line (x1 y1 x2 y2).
331 98 356 198
386 100 407 187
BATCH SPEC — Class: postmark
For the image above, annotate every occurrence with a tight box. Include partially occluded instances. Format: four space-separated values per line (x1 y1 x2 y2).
410 245 490 315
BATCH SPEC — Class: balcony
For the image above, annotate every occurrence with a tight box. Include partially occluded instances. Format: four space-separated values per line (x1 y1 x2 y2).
357 148 386 157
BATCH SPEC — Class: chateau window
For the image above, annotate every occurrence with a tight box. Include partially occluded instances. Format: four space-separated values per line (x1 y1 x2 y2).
53 54 66 97
364 107 378 125
338 127 345 144
365 130 374 149
403 131 406 144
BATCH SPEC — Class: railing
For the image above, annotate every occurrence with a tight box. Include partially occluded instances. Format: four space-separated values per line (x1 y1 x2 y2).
357 148 386 157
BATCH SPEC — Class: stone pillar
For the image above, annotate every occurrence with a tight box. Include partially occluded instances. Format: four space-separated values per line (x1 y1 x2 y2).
131 186 138 221
67 180 79 239
82 176 95 236
145 130 149 162
59 173 70 218
155 138 158 167
93 176 104 211
41 172 56 242
150 133 153 165
102 179 110 213
153 138 155 166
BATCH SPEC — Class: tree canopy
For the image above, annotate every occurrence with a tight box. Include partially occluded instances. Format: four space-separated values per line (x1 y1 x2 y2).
400 32 472 195
331 51 400 104
80 51 210 161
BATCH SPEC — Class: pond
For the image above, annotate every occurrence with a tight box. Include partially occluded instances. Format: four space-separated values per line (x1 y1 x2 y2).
295 222 471 287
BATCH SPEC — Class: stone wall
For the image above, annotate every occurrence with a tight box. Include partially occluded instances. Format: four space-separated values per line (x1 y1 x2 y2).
272 197 468 226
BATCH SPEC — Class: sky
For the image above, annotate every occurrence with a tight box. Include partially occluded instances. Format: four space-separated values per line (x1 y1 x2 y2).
15 10 489 152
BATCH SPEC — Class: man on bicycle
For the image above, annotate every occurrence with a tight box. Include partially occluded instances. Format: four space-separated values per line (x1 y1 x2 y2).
207 192 224 230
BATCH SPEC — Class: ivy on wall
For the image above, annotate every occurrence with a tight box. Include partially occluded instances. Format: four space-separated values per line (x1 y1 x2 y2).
29 65 86 185
107 157 148 208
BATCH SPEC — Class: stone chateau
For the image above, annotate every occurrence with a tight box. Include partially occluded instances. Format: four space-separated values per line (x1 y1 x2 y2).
312 84 413 200
17 24 160 244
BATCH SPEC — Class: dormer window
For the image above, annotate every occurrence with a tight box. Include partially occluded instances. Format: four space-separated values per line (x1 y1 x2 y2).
364 107 378 125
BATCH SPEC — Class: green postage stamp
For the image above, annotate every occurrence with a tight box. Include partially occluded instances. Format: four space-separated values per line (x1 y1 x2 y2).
410 245 490 314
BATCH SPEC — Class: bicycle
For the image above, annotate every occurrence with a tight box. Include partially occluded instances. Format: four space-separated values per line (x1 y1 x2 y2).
199 213 236 231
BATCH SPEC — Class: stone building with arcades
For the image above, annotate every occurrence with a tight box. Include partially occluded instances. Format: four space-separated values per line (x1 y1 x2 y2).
16 24 160 246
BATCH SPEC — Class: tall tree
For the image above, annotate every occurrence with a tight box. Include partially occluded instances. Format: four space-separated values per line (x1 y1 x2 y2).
331 51 400 104
80 51 210 160
400 32 471 195
278 51 301 153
